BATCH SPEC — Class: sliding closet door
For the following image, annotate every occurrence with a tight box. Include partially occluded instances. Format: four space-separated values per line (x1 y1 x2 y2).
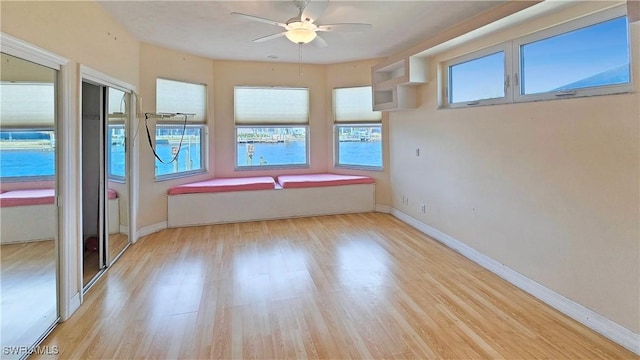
106 87 130 263
81 81 106 287
0 53 59 358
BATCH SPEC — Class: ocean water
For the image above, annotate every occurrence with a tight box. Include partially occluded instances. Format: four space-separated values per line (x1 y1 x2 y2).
1 141 383 178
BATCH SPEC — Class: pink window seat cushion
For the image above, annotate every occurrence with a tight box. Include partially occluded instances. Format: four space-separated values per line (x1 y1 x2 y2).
0 188 55 207
168 177 276 195
276 173 375 189
108 189 118 200
0 188 117 207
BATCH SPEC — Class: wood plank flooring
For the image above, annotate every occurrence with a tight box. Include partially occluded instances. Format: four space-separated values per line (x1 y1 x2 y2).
1 240 57 350
36 213 637 359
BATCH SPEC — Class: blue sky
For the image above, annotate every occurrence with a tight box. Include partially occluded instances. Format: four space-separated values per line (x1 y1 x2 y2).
450 15 629 102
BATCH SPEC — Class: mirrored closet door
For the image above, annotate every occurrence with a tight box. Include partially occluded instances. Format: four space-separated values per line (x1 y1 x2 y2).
0 53 59 358
82 81 131 290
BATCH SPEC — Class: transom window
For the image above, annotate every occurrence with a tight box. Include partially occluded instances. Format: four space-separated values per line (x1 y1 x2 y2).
154 78 207 180
333 86 383 170
234 86 309 169
444 5 631 108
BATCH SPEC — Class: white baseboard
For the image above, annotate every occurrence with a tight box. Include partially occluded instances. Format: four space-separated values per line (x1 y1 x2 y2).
375 204 392 213
137 221 167 238
119 225 129 234
390 208 640 355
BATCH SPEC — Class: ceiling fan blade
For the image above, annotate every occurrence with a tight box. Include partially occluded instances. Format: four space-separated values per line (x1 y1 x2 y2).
317 23 373 32
253 32 287 43
231 12 288 29
300 0 329 23
311 34 328 48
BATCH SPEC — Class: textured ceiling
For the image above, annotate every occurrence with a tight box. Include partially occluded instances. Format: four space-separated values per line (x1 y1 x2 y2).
98 1 506 64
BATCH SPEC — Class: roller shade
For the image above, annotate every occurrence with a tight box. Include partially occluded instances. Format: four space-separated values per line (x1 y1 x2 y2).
156 78 206 122
108 87 128 123
333 86 381 123
234 86 309 125
0 82 55 128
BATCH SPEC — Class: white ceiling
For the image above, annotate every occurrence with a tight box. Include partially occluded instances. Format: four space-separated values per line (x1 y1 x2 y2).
98 0 506 64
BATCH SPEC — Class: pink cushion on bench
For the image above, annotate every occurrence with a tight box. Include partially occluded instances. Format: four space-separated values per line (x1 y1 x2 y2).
168 176 276 195
0 188 55 207
276 173 375 189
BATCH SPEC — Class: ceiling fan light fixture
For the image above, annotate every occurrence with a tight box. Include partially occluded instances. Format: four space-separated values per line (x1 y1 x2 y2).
285 21 318 44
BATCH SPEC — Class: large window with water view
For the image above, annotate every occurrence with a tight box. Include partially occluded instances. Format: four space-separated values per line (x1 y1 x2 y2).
154 78 207 179
0 53 57 180
333 86 382 170
234 86 309 169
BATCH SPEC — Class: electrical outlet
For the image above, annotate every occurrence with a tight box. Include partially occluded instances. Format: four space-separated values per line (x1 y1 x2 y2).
421 204 426 213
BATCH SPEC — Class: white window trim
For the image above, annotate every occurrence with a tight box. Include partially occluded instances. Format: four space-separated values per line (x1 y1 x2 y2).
444 42 512 108
154 123 208 181
442 4 632 109
234 125 310 171
333 123 384 172
513 6 632 103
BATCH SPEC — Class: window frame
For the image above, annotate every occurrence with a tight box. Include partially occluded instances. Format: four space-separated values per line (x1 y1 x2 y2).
513 6 632 103
334 123 384 171
154 77 208 181
106 123 126 182
234 125 310 171
442 5 632 109
154 123 208 181
444 43 513 108
234 86 311 171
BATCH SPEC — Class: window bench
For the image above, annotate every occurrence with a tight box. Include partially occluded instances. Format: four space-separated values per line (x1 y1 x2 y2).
167 174 375 228
0 188 119 244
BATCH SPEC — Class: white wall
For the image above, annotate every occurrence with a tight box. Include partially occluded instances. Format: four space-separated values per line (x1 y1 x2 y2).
388 2 639 333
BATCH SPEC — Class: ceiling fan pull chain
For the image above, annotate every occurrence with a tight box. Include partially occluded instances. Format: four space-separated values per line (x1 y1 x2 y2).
298 43 303 76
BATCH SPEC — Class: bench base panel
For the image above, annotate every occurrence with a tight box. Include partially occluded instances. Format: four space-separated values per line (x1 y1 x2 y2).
168 184 375 228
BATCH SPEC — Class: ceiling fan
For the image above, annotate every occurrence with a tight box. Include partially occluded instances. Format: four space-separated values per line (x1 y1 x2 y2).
231 0 372 48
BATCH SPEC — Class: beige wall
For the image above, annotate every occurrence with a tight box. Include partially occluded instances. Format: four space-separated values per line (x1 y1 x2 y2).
138 43 215 228
136 53 392 228
326 59 392 206
1 0 140 313
388 2 640 333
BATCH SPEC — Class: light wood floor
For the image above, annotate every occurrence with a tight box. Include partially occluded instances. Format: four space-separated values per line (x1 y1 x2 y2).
36 213 636 359
83 233 129 286
1 240 57 350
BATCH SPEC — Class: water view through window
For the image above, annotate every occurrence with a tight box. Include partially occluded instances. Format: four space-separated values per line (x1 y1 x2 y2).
236 127 307 168
0 131 55 178
155 126 203 177
337 125 382 169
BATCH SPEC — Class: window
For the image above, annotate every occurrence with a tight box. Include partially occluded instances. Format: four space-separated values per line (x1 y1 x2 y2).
234 86 309 169
107 87 127 181
515 12 630 100
0 53 57 180
447 47 510 106
444 6 631 107
333 86 383 170
155 78 207 179
155 125 204 177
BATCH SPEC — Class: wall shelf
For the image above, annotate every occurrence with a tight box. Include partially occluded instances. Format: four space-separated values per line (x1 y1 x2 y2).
371 56 429 111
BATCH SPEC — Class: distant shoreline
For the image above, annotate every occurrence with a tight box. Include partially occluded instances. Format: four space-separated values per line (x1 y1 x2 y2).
0 140 54 151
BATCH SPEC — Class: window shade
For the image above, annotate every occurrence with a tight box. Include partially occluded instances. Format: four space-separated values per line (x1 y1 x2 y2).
156 78 206 122
108 87 127 123
234 87 309 125
0 82 55 128
334 86 381 123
